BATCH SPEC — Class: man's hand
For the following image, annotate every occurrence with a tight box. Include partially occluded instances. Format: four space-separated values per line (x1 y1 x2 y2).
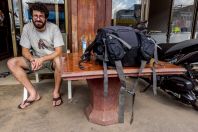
30 57 44 71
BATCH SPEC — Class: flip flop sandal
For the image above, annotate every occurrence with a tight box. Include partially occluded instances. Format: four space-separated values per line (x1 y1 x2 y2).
0 72 10 78
18 97 41 109
53 96 63 107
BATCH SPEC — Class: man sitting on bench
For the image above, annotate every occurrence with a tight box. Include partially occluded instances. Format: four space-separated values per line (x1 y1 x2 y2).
7 2 64 109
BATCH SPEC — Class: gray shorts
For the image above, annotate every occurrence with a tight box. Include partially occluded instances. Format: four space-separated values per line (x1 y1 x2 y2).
25 57 54 72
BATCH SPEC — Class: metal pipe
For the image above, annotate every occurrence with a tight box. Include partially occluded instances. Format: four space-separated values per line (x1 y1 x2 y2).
191 0 198 39
8 0 18 57
140 0 145 21
145 0 150 21
18 0 24 34
55 2 59 26
64 0 68 52
166 0 174 43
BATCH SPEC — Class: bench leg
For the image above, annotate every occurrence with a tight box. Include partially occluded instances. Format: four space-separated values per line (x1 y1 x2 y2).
35 73 39 83
23 87 28 101
68 80 72 100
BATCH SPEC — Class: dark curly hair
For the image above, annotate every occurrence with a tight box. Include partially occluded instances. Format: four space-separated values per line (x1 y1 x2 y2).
30 2 49 18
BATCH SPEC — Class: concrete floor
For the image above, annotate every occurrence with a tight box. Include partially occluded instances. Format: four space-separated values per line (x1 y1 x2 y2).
0 76 198 132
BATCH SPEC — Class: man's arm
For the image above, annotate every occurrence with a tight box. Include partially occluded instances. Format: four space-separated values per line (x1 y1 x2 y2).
39 46 62 62
22 47 41 70
22 47 34 62
30 47 62 71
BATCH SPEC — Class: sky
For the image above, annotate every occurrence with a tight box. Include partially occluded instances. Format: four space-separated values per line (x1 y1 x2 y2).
22 0 194 6
23 0 64 4
22 0 140 19
112 0 140 18
13 0 195 22
111 0 195 18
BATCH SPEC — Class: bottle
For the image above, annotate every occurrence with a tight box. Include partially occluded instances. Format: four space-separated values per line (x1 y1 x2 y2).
81 35 87 53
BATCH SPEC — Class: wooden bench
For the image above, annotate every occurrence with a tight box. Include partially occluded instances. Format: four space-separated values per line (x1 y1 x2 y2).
61 53 186 125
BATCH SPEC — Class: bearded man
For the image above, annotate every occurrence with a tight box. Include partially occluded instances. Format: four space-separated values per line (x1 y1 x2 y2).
7 2 64 109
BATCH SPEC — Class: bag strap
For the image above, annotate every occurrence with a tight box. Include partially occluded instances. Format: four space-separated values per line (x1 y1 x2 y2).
102 38 109 97
129 37 158 124
152 63 157 95
108 33 132 50
114 60 126 123
140 38 158 95
103 60 108 97
152 43 158 95
130 60 147 124
154 42 158 64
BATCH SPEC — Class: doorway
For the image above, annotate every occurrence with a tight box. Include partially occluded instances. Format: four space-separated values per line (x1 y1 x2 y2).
0 0 13 60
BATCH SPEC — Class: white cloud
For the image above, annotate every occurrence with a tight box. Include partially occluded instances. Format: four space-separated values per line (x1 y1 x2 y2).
174 0 194 6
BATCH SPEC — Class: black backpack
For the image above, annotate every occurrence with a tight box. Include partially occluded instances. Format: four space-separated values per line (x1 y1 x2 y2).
80 26 155 66
79 26 157 124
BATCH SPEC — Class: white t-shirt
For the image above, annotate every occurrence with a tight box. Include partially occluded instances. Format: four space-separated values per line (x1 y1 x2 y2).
20 22 64 57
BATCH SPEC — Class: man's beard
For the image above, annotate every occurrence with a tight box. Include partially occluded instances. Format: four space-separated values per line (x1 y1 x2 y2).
32 19 46 29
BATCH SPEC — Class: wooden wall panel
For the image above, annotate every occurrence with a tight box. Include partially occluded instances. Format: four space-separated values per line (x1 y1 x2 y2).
95 0 112 30
68 0 78 52
68 0 112 52
105 0 112 26
78 0 96 52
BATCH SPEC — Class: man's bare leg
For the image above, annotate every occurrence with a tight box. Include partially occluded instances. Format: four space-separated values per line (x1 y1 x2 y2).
52 56 62 106
7 57 40 108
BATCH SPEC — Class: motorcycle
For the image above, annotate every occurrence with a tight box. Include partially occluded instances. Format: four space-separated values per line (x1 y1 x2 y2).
135 21 198 110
